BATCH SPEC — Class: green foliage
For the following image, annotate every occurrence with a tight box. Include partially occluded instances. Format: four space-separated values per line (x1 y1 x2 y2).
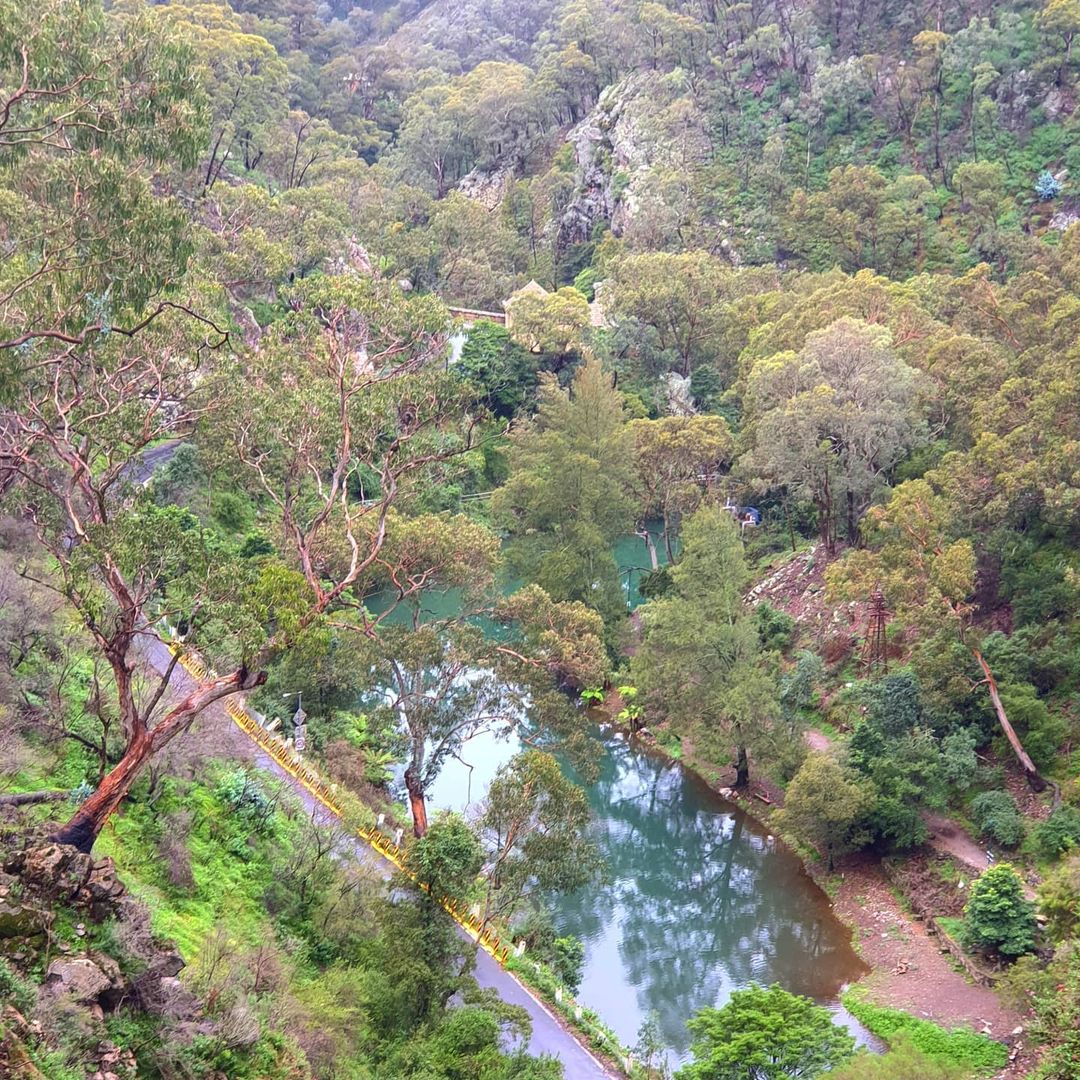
756 603 796 652
550 935 586 994
456 322 538 418
1032 805 1080 861
216 769 275 835
777 753 873 870
0 957 35 1014
1037 854 1080 941
969 791 1025 848
994 684 1067 770
638 565 674 599
406 812 484 903
839 994 1007 1072
633 506 781 784
961 863 1037 958
212 490 254 533
495 357 634 630
479 750 602 924
822 1036 971 1079
677 984 856 1080
1029 943 1080 1080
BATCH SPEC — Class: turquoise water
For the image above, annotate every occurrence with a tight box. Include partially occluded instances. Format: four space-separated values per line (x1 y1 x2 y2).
380 526 870 1065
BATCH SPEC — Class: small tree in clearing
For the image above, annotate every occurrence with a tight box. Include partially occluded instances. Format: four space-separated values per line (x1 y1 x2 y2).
777 753 873 871
677 983 855 1080
962 863 1037 959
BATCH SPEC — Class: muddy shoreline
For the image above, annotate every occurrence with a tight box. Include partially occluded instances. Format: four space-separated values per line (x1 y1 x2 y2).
605 713 1029 1072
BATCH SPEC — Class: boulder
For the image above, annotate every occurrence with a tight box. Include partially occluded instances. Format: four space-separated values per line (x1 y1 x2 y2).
0 901 52 939
20 844 95 901
45 958 112 1003
83 859 125 920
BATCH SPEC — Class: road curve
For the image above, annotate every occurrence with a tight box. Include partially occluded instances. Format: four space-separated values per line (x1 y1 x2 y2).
143 638 617 1080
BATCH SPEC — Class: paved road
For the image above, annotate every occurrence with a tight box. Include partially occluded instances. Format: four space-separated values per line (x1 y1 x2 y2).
143 638 616 1080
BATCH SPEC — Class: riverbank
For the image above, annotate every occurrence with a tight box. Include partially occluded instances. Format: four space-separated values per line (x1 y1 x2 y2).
615 716 1031 1076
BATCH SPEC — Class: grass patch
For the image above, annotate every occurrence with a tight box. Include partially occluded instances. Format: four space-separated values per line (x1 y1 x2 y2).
653 726 683 759
937 915 966 941
841 991 1007 1073
96 777 277 962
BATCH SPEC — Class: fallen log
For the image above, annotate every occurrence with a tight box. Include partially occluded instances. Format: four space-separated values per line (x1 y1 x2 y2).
0 789 70 807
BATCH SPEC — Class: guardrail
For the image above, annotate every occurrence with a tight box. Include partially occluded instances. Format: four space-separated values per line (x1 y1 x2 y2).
169 639 639 1076
169 641 513 964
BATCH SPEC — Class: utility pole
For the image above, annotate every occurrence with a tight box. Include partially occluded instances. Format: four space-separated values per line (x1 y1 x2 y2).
860 586 890 674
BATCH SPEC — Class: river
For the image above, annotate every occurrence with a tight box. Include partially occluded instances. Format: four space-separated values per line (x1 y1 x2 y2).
380 528 873 1066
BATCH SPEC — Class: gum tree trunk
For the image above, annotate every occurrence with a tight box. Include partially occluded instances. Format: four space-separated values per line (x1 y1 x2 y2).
49 663 266 853
405 767 429 837
973 649 1047 793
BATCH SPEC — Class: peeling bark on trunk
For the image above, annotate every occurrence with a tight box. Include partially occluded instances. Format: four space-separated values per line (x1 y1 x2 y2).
49 663 266 853
973 649 1047 793
52 731 154 853
405 768 428 837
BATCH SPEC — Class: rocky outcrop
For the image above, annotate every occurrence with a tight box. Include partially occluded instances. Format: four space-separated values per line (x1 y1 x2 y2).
458 164 515 210
0 900 52 939
45 957 115 1003
558 72 713 251
1 842 196 1020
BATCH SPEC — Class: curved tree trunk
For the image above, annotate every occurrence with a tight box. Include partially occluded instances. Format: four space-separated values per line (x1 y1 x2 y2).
973 649 1047 793
52 731 154 853
50 662 266 853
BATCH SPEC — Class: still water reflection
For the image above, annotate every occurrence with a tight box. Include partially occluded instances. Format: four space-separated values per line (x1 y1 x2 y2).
428 726 871 1066
393 527 871 1065
548 732 869 1062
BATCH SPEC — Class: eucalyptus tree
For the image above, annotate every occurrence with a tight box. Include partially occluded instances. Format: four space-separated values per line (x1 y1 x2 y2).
632 505 781 789
477 749 601 930
495 356 635 631
359 510 608 837
629 414 734 564
830 479 1050 792
742 316 925 549
221 287 609 838
0 35 483 855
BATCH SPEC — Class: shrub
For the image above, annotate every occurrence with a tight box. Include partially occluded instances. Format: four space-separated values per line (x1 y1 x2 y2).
962 863 1037 958
970 791 1025 848
1034 170 1062 200
996 684 1067 769
550 935 585 994
756 602 795 651
212 490 253 532
1037 854 1080 943
1032 805 1080 862
823 1035 971 1078
682 984 856 1079
216 769 275 835
0 957 35 1013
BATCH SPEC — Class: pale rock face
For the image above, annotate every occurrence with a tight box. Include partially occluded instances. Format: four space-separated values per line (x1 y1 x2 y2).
458 164 515 210
660 372 697 417
559 72 711 251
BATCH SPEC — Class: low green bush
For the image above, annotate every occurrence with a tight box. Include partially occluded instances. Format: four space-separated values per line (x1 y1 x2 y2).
970 790 1024 848
1032 805 1080 861
841 993 1008 1072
